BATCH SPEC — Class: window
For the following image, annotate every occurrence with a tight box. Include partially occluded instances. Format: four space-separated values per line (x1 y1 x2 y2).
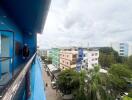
95 53 98 56
120 53 124 55
73 54 76 58
120 50 124 52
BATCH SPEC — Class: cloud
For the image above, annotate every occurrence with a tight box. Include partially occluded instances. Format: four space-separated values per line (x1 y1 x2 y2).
37 0 132 49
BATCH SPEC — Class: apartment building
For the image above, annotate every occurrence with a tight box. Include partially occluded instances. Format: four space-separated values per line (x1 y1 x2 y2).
112 42 129 57
82 50 99 69
51 48 60 68
60 49 78 70
119 43 128 57
47 49 52 58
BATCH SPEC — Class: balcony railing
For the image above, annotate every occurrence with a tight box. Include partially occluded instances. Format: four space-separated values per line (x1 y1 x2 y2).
1 53 36 100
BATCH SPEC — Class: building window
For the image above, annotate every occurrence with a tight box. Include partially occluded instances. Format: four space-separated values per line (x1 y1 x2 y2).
95 58 98 60
120 53 124 55
120 50 124 52
95 53 98 56
120 47 124 49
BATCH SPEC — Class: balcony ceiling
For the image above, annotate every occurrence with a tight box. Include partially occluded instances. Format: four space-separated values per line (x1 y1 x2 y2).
1 0 51 34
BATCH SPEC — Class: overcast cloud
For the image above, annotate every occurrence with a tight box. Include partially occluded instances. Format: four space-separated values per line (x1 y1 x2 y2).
37 0 132 49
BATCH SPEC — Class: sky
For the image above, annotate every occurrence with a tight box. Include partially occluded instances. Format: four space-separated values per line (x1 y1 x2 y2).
37 0 132 49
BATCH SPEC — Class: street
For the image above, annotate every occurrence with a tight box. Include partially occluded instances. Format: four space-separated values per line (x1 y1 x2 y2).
42 66 62 100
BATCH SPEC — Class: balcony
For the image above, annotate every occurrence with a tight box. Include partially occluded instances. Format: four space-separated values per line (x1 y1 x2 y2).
0 53 46 100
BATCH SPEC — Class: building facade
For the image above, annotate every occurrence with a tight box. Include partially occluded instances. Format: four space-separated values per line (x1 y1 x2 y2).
47 49 52 58
0 1 50 100
119 43 128 57
82 50 99 69
60 49 78 70
51 48 60 68
112 42 129 57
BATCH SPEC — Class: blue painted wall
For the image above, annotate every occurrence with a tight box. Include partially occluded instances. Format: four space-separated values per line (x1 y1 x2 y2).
29 56 46 100
0 7 23 76
76 48 83 71
23 33 37 57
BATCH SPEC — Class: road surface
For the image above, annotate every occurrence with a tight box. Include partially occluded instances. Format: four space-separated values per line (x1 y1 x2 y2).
42 66 62 100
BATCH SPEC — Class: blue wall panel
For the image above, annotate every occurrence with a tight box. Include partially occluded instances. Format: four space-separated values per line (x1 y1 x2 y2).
23 33 37 56
0 7 23 76
29 56 46 100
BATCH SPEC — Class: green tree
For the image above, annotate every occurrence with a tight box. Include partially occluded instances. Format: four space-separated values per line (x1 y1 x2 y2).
108 64 132 97
41 56 52 64
57 69 80 94
74 71 87 100
85 66 111 100
99 47 117 68
99 47 127 68
126 56 132 69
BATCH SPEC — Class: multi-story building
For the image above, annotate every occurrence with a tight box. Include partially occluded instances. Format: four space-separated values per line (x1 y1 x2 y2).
82 50 99 69
119 43 128 57
128 44 132 56
112 42 129 57
37 49 47 57
47 49 52 58
51 48 60 68
60 49 78 70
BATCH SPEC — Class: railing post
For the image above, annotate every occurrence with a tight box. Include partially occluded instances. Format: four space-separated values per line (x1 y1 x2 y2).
25 70 31 99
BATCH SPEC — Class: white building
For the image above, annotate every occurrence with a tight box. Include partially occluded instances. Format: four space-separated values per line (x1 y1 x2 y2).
82 50 99 70
128 44 132 56
112 42 132 57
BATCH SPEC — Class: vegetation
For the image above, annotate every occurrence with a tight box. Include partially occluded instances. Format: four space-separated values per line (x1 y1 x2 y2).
126 56 132 69
99 47 127 68
108 64 132 98
41 56 52 64
123 96 132 100
84 66 111 100
57 66 114 100
56 47 132 100
57 64 132 100
57 69 80 94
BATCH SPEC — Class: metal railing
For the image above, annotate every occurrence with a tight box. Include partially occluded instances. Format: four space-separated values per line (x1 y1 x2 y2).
0 57 12 87
0 57 12 62
1 53 36 100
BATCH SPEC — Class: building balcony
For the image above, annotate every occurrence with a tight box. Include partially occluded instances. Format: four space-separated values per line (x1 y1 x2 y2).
0 53 46 100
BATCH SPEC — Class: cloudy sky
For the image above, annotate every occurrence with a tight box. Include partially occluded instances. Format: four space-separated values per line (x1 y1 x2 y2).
37 0 132 49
